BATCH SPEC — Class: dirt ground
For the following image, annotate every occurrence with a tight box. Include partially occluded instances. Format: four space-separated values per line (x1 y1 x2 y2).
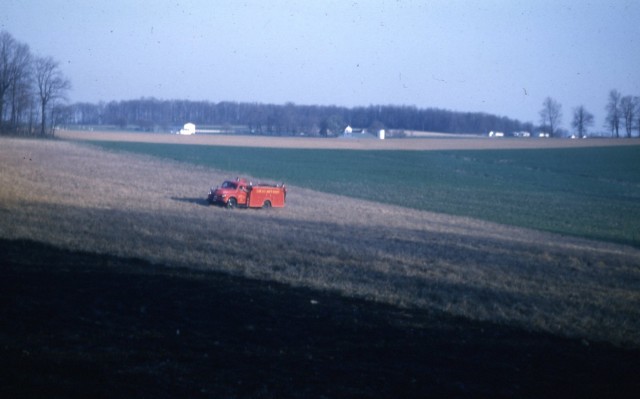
1 135 640 397
56 129 640 150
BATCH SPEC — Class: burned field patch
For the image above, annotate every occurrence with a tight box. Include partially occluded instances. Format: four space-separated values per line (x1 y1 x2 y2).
1 238 639 398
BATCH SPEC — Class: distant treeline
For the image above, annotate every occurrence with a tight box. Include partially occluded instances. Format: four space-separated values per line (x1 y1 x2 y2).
62 99 533 136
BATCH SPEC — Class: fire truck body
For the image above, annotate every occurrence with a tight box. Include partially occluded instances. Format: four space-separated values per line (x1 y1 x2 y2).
247 185 286 208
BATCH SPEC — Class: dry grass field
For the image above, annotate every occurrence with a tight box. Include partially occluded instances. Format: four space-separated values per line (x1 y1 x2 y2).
2 135 640 397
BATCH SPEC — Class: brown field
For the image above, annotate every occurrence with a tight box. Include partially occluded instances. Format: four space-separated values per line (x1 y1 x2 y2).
56 128 640 150
2 135 640 397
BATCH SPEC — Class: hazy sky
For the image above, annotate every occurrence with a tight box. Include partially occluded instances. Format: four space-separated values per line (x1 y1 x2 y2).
2 0 639 130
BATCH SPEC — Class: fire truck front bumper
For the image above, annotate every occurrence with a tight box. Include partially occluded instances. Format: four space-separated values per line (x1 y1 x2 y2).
207 191 226 205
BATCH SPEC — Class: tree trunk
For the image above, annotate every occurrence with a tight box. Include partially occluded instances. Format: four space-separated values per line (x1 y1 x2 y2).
40 100 47 136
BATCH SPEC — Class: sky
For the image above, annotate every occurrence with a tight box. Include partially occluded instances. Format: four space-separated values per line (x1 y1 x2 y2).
2 0 639 130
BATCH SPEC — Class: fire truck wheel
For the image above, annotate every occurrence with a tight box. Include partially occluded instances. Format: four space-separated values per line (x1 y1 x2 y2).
263 200 272 209
227 198 237 209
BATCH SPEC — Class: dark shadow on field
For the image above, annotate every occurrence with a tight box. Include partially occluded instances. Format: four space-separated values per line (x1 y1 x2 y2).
170 196 210 206
1 238 639 398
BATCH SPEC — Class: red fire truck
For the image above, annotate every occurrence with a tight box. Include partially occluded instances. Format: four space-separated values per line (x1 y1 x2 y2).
207 178 287 209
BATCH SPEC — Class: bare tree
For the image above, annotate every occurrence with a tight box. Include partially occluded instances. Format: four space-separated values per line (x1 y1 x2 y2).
0 31 19 131
605 89 621 137
9 42 32 131
619 95 636 138
636 97 640 138
571 105 594 138
0 31 37 134
34 56 70 136
539 97 562 137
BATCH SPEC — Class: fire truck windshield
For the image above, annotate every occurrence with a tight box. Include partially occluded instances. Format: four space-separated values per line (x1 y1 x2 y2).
221 181 237 189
